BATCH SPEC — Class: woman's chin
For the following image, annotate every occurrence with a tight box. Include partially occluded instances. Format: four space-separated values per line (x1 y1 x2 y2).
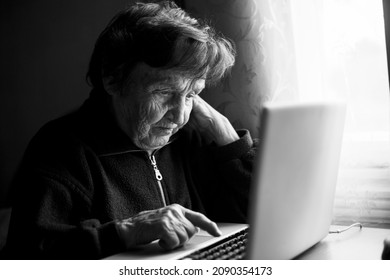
139 136 171 151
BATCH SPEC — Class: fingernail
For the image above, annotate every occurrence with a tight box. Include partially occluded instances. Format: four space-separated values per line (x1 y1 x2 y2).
214 223 222 236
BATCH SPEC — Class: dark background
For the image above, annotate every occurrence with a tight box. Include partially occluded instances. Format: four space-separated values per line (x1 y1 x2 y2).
0 0 144 207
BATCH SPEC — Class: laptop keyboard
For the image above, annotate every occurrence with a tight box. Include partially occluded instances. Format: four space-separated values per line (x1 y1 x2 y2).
180 228 249 260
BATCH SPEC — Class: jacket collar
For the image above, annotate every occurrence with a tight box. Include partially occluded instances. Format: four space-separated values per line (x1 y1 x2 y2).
76 91 179 157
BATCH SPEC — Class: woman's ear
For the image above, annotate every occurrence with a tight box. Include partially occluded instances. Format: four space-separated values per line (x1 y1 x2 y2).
102 75 120 96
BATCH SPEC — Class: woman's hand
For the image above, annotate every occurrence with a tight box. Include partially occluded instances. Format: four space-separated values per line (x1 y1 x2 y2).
188 95 239 146
116 204 221 250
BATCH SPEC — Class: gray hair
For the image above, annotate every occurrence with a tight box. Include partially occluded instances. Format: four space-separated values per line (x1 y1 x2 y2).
86 1 235 95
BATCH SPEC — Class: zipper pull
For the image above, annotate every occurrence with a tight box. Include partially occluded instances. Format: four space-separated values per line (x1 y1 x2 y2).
150 155 163 181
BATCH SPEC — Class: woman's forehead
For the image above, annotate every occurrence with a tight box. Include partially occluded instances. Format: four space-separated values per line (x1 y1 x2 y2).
131 63 205 91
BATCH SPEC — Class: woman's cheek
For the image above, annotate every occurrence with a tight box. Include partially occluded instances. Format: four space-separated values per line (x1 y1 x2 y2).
183 100 193 123
143 99 167 124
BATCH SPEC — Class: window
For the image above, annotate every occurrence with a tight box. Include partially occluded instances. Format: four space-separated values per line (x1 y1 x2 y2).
291 0 390 228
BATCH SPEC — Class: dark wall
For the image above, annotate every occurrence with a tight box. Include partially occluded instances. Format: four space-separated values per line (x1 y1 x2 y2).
0 0 133 206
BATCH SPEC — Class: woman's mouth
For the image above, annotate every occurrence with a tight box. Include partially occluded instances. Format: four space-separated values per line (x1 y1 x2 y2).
154 126 175 136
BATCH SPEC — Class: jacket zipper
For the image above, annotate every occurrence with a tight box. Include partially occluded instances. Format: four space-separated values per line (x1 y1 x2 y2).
149 155 167 207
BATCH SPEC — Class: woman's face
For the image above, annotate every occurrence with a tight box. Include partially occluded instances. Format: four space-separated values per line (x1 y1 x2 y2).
110 62 205 153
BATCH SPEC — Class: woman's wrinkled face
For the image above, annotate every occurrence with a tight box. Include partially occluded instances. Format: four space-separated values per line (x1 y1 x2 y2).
110 62 205 153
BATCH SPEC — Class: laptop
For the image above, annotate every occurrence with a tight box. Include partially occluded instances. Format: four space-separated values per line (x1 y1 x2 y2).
105 102 346 260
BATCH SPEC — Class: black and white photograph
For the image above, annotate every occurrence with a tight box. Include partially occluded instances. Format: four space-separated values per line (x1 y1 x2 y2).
0 0 390 278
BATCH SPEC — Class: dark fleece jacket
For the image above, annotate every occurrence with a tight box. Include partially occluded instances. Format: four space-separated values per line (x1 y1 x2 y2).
5 95 257 259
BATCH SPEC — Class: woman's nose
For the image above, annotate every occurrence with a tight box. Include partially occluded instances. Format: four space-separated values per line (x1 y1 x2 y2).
167 96 187 124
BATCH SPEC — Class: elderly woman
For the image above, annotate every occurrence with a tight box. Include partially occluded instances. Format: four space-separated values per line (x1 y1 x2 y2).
6 1 256 259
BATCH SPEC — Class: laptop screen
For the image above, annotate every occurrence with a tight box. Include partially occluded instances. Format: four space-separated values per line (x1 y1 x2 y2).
246 102 346 259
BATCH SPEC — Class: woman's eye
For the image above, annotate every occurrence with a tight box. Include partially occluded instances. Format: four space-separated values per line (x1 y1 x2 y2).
154 90 171 96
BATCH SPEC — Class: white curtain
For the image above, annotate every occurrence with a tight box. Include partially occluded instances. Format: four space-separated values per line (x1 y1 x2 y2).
186 0 390 228
185 0 299 137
